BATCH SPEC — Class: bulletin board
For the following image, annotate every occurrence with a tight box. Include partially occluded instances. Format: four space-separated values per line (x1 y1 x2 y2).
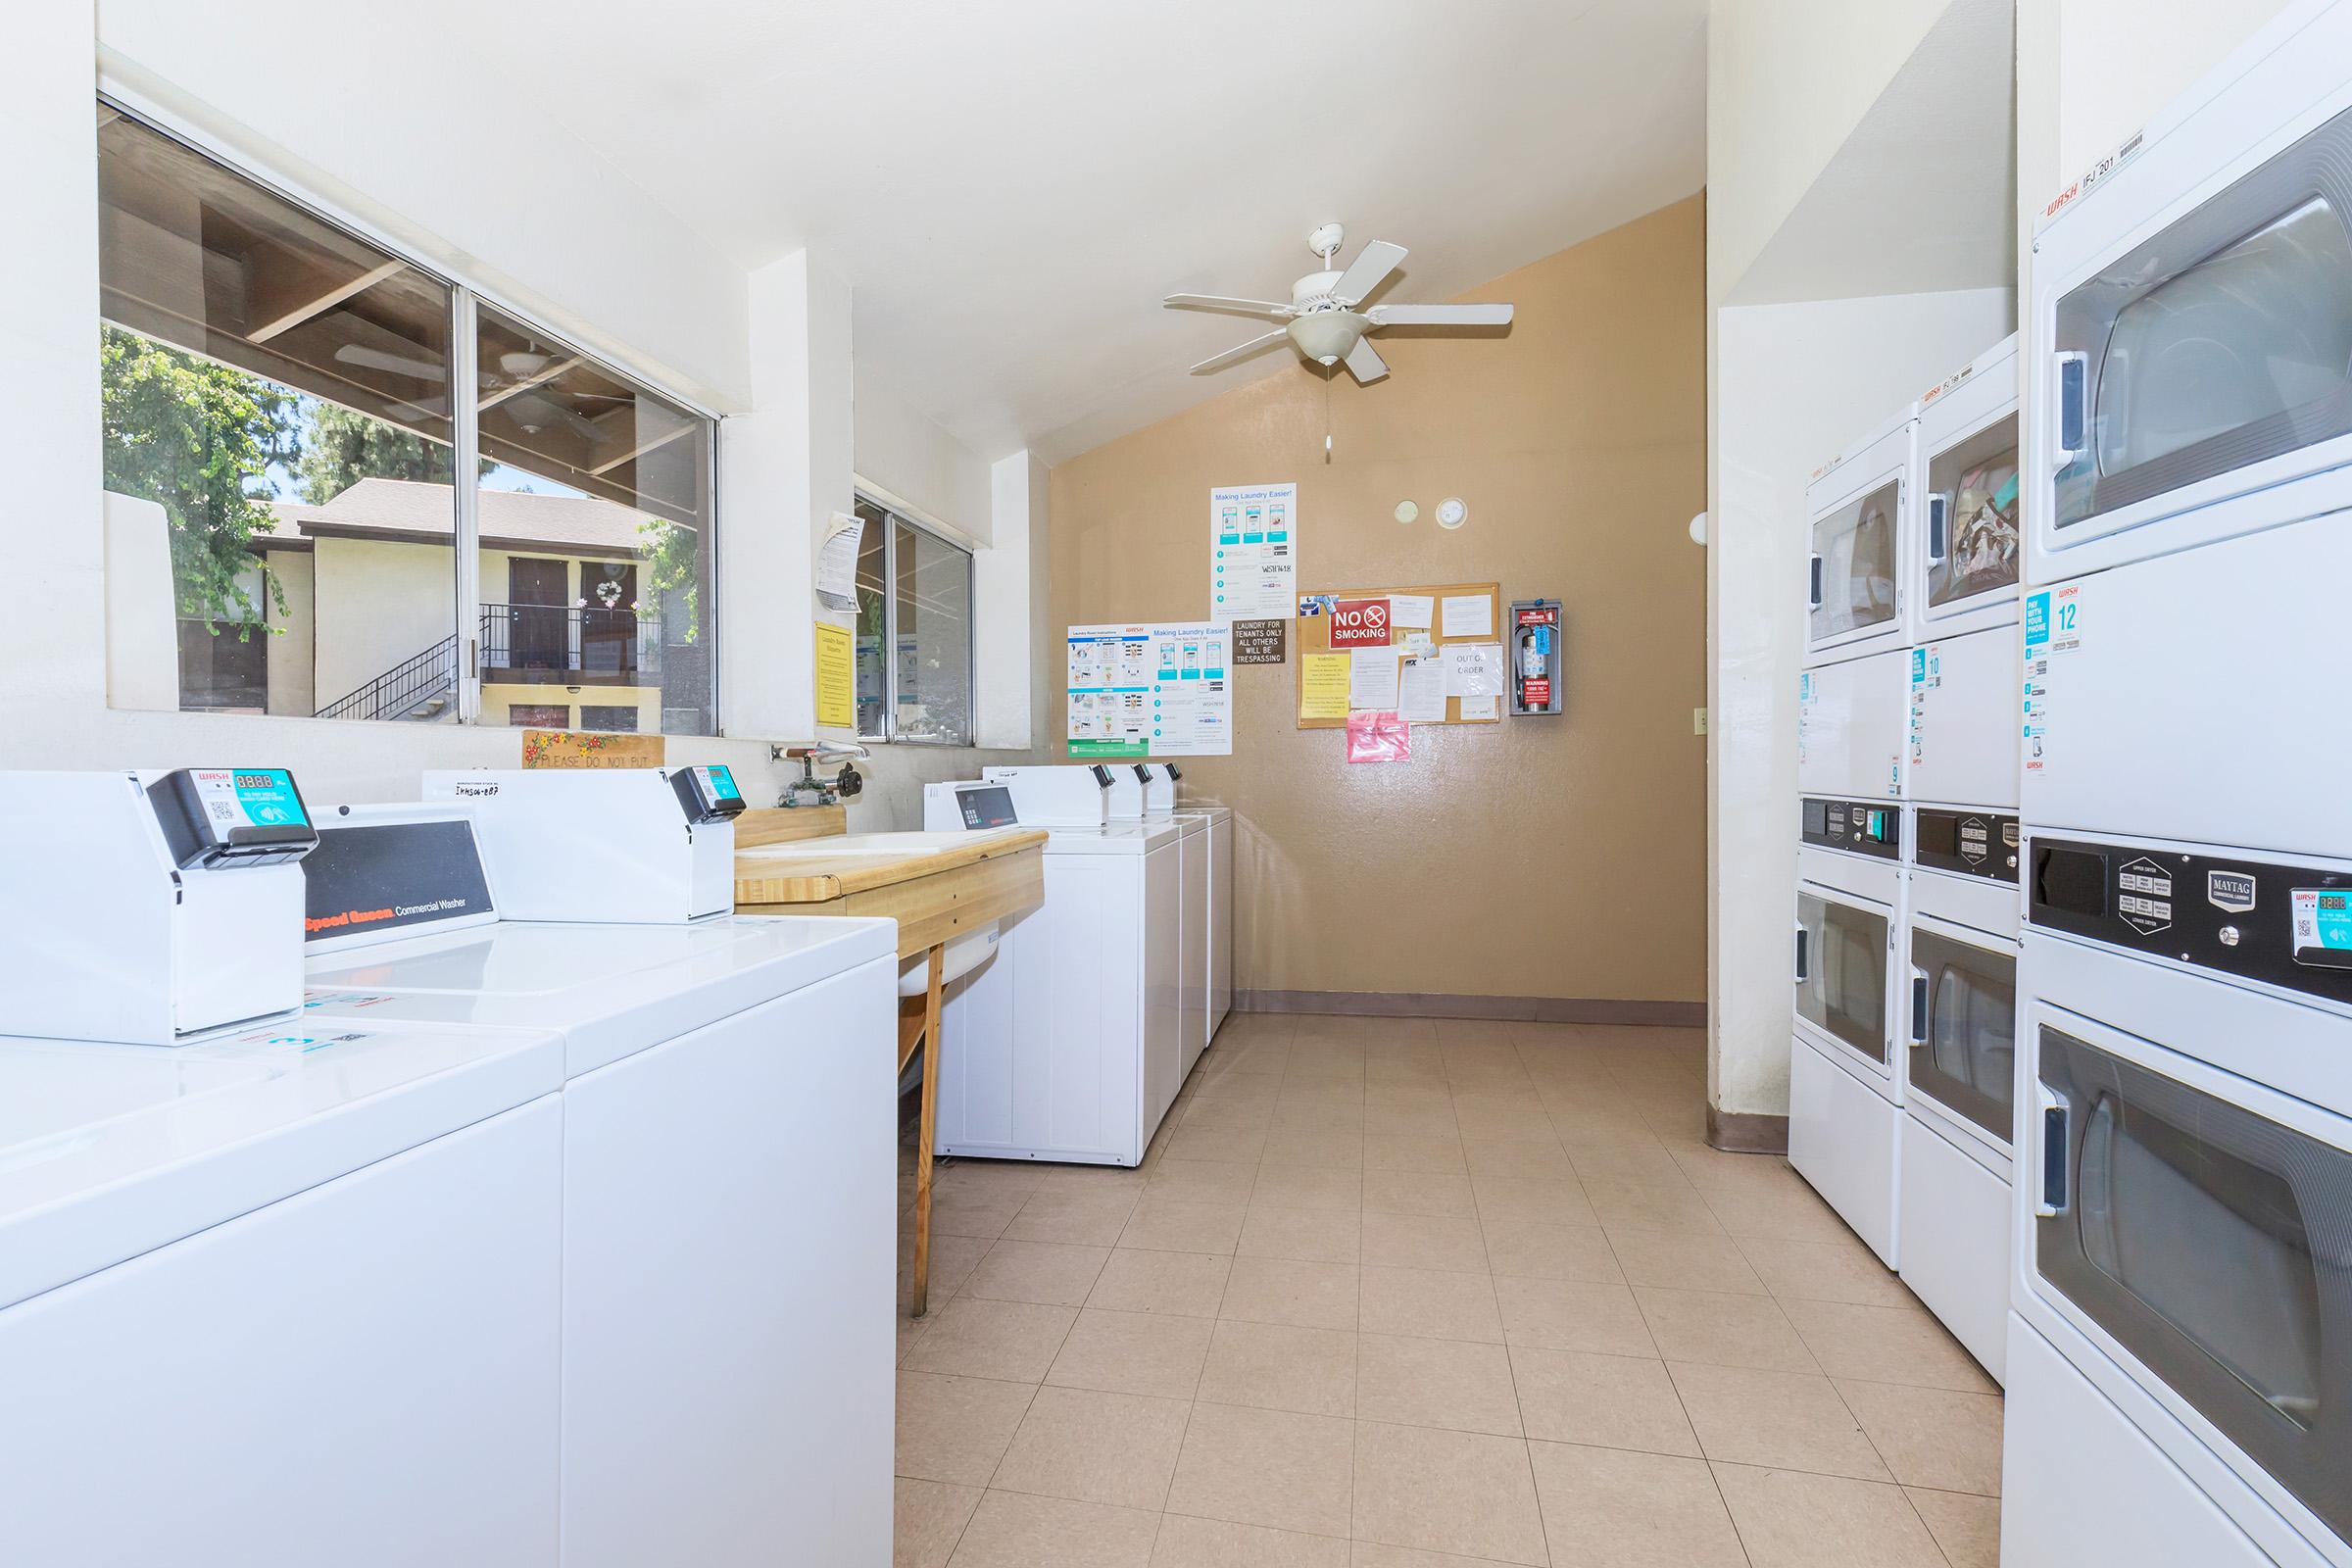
1294 581 1503 729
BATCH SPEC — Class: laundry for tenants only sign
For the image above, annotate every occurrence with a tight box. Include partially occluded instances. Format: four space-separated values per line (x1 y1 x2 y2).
1328 598 1393 648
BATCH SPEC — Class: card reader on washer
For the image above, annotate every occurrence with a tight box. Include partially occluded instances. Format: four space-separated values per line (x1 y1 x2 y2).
0 768 318 1044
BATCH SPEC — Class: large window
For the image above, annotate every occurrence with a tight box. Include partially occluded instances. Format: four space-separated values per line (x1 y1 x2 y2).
94 104 716 735
853 496 973 745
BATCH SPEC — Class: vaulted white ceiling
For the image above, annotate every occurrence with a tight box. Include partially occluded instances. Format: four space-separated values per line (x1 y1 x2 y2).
478 0 1709 463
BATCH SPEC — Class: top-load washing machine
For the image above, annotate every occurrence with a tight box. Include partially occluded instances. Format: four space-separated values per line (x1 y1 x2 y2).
2023 0 2352 860
1152 763 1236 1043
0 768 569 1566
1106 763 1208 1073
925 766 1185 1165
299 779 900 1568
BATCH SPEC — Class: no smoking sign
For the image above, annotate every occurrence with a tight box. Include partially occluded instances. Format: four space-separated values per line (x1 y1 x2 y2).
1329 598 1392 648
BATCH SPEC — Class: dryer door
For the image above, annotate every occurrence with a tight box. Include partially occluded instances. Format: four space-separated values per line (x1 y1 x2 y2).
1796 891 1890 1066
2051 105 2352 541
1807 478 1901 651
1907 928 2016 1146
1922 412 2020 617
2034 1022 2352 1546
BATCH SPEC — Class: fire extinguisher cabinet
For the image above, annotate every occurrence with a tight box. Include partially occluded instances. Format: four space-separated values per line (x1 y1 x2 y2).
1508 599 1563 716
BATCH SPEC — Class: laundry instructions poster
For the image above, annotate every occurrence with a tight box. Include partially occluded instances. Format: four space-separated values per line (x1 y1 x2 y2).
1210 482 1298 620
1066 622 1233 758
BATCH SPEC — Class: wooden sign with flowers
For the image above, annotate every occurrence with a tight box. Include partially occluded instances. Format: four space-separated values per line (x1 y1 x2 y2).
519 729 667 769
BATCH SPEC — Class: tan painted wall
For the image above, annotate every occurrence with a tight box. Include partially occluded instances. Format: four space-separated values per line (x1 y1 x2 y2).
1049 198 1706 1004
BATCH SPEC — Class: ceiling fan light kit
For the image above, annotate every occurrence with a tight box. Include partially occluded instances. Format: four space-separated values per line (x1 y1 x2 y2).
1163 222 1515 388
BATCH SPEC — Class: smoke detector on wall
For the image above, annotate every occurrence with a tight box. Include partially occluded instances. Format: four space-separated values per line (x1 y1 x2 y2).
1164 223 1514 385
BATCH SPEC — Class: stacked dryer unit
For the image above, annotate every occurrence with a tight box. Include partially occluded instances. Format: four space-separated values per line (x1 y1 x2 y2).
1789 407 1915 1268
1896 335 2023 1384
2003 5 2352 1564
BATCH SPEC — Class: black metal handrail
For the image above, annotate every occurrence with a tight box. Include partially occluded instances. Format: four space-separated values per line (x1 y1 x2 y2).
315 630 460 721
480 603 662 678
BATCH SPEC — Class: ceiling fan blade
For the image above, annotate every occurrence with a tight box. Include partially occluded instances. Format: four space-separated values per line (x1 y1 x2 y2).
1189 331 1291 375
1331 240 1406 306
1367 302 1514 326
1343 336 1390 384
1164 293 1295 318
334 343 449 381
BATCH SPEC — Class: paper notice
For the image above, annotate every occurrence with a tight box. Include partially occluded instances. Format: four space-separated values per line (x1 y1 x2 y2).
1456 695 1501 722
815 512 865 612
1349 646 1401 710
1396 654 1447 722
814 621 856 728
1446 642 1503 699
1300 653 1352 719
1390 594 1434 629
1440 594 1494 638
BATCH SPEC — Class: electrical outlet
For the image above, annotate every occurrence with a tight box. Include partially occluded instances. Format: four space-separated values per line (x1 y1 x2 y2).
1692 707 1708 735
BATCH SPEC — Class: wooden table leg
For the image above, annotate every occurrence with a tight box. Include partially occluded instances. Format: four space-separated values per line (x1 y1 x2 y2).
909 943 947 1318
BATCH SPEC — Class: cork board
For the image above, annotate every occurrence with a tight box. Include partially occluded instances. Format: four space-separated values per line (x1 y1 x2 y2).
1294 582 1503 729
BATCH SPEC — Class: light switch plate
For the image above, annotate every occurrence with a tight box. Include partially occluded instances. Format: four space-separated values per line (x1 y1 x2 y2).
1692 707 1708 735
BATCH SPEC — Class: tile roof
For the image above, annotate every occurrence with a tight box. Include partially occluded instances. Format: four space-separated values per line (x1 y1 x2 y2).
263 477 661 554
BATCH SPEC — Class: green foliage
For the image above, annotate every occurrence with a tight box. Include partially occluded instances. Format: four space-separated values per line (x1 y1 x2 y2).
99 325 296 632
295 399 458 502
637 516 701 642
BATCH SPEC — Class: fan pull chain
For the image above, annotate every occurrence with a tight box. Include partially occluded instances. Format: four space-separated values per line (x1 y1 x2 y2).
1323 364 1334 464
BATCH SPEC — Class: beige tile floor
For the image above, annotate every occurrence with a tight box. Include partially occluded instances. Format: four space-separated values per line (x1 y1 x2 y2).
893 1013 2002 1568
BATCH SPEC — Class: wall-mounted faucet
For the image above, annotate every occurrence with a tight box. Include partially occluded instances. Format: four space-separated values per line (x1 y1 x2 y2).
774 741 870 808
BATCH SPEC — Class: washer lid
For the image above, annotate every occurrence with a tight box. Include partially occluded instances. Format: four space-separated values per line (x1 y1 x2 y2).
303 913 896 1078
1041 821 1184 855
0 1017 564 1309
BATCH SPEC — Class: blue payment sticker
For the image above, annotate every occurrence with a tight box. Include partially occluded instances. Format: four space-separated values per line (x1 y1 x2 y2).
2024 591 2050 649
231 768 308 827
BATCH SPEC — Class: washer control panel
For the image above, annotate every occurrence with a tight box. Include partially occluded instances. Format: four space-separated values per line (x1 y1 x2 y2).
2031 836 2352 1006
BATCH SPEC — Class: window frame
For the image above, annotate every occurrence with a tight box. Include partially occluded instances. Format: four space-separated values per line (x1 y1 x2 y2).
852 489 975 747
95 90 723 736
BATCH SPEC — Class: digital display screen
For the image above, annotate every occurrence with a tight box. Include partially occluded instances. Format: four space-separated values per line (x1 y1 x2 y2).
956 786 1019 830
2291 888 2352 969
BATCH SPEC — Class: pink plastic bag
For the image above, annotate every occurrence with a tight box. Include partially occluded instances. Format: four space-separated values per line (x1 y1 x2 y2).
1345 710 1411 763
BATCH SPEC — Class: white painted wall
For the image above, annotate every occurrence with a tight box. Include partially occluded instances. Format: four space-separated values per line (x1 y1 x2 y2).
1706 0 1958 303
975 454 1051 752
2044 0 2294 184
14 7 1052 815
1707 287 2015 1122
855 370 995 549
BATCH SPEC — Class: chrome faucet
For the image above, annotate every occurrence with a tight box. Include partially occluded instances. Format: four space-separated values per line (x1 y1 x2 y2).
774 741 869 808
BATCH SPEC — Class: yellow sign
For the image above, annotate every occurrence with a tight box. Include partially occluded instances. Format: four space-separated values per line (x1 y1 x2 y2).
520 730 666 768
814 620 857 729
1299 652 1351 720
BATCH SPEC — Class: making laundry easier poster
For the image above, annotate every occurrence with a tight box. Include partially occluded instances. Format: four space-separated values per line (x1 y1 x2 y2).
1065 622 1233 758
1209 482 1298 620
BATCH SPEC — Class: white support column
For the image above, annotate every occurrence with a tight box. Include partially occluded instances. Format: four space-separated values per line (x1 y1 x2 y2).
974 451 1049 751
717 250 854 743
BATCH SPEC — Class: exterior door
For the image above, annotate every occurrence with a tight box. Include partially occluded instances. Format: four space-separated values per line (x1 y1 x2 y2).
580 563 638 674
508 559 568 672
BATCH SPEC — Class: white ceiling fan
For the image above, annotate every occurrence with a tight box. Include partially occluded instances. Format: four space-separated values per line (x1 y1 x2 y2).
1165 222 1513 384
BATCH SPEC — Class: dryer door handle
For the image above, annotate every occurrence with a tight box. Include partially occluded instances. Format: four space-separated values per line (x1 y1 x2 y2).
2034 1082 2072 1218
1793 925 1809 984
1925 493 1950 564
1909 967 1929 1045
1807 555 1824 610
2051 351 2090 472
